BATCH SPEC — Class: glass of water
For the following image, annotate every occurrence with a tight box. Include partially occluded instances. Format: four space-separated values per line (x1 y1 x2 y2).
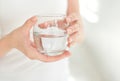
33 14 68 56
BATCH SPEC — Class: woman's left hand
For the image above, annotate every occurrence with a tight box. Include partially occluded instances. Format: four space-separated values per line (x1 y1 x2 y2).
65 13 84 47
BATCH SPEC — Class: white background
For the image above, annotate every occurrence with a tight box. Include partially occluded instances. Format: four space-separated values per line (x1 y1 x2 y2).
69 0 120 81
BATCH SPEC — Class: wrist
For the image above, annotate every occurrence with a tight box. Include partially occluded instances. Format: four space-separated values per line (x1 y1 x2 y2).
8 29 23 50
0 34 14 56
5 35 14 49
5 33 16 49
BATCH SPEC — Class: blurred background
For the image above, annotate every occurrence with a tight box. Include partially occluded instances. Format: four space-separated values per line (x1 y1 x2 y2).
69 0 120 81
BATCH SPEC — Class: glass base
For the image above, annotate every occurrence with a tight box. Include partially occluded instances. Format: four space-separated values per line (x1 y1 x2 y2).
38 49 65 56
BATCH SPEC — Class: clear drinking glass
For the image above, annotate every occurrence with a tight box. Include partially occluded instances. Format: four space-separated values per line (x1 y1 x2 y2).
33 14 68 56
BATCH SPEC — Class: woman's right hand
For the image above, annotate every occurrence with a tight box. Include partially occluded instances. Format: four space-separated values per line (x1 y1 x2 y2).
8 16 70 62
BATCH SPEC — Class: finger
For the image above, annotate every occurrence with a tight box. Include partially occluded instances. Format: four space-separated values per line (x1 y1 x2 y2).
37 50 70 62
38 21 54 29
67 32 80 47
68 41 76 47
23 16 37 31
66 14 79 24
57 19 69 29
30 42 36 48
66 23 80 35
38 22 48 29
27 44 70 62
38 19 67 30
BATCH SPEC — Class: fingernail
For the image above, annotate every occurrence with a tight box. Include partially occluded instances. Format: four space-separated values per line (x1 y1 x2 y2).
31 16 37 22
69 38 73 43
64 52 70 57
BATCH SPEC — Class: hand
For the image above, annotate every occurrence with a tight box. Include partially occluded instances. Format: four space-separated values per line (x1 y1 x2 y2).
9 16 70 62
39 13 84 47
66 13 84 47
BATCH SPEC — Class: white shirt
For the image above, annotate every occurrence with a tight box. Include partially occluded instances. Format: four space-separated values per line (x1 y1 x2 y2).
0 0 69 81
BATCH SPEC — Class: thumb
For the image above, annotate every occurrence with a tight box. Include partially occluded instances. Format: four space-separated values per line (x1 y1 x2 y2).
23 16 37 31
